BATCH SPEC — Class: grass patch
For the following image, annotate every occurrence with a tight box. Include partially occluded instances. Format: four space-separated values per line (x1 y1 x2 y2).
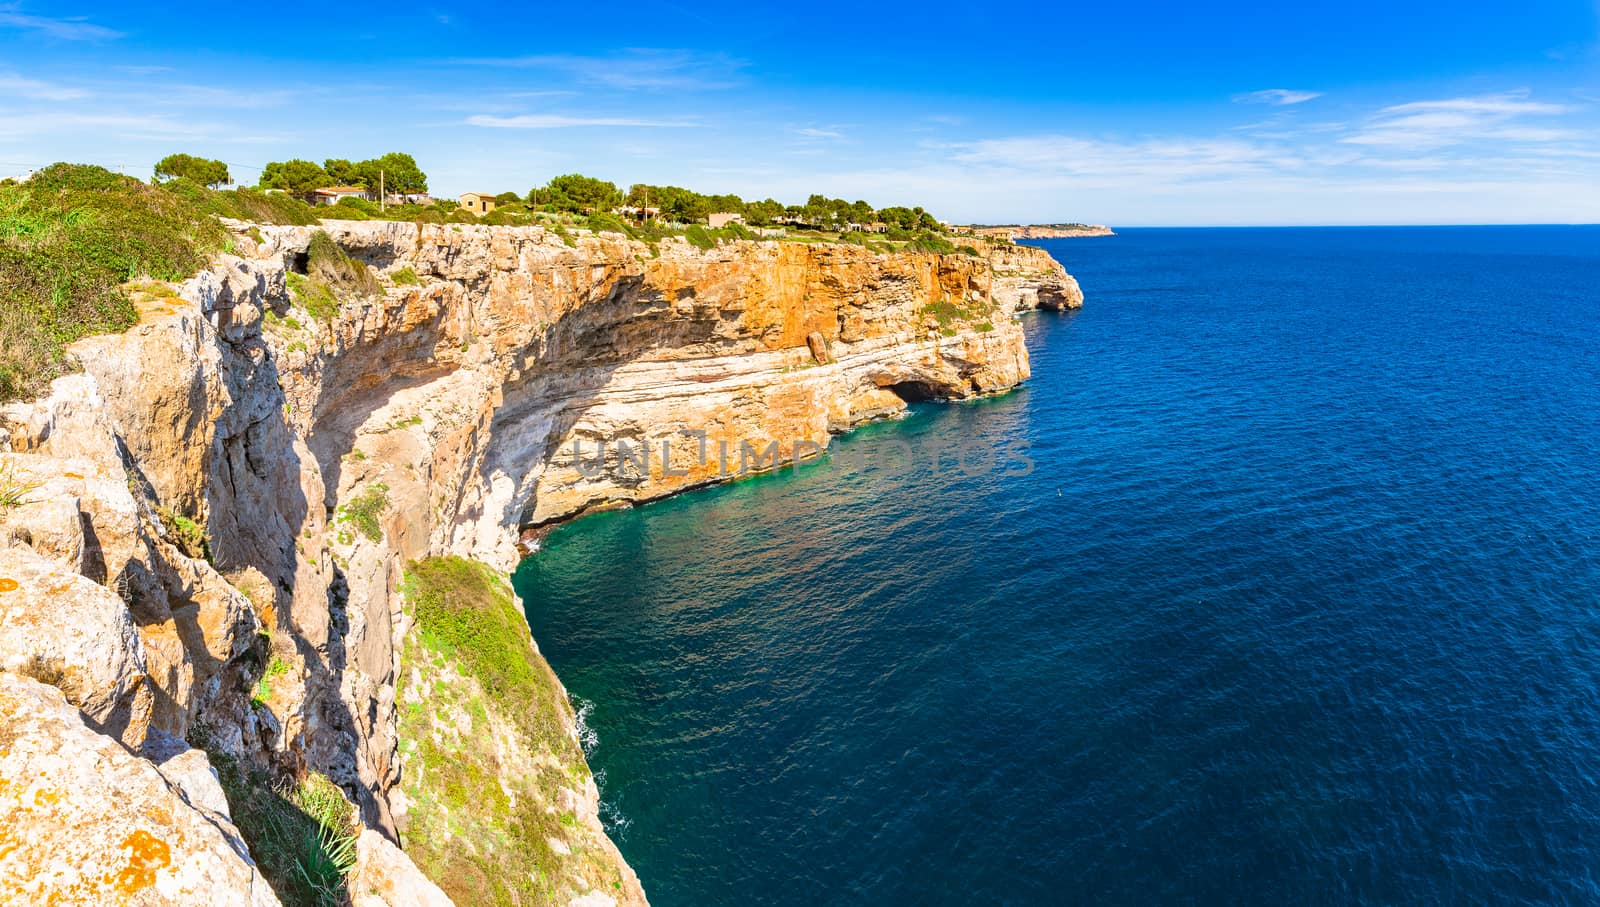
390 266 419 285
205 754 359 907
684 224 715 250
285 273 337 322
584 213 634 237
0 461 40 509
922 299 974 326
0 166 326 401
283 230 382 324
156 506 210 561
337 482 389 543
253 655 291 707
397 557 620 905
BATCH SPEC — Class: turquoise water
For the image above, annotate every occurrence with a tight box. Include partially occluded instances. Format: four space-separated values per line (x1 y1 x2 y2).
516 226 1600 904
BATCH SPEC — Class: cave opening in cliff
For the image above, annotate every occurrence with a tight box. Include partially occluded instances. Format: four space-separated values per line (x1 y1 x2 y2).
887 380 943 403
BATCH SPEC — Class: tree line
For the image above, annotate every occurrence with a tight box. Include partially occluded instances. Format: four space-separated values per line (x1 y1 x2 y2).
148 154 948 230
527 174 945 230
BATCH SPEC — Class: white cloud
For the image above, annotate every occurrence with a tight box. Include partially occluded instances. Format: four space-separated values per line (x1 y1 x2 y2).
465 114 697 129
448 49 744 91
1344 90 1576 149
0 4 120 40
794 126 843 139
0 111 221 141
1377 92 1570 116
1234 89 1322 106
0 73 85 100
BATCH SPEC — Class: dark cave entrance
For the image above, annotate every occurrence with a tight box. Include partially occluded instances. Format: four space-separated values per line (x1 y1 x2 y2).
886 380 944 403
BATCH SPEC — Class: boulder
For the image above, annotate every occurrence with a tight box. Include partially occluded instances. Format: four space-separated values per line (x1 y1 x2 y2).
0 672 282 906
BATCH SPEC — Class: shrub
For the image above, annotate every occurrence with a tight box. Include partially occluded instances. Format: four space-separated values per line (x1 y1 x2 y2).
206 757 359 907
286 273 338 322
584 212 633 237
0 166 326 401
684 225 715 250
906 232 955 254
337 482 389 543
390 266 419 285
156 507 210 561
252 655 291 706
305 231 378 300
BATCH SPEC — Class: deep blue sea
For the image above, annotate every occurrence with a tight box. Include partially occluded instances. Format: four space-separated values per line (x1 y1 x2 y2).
516 226 1600 905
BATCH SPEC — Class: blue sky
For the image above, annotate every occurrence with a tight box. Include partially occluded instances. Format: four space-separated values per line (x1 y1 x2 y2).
2 0 1598 224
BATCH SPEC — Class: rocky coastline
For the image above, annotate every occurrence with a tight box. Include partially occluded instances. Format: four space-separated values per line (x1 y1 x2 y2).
0 222 1080 906
969 224 1116 240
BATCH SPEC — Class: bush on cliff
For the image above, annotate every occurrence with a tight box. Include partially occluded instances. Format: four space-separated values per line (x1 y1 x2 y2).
0 164 224 400
205 755 360 907
285 230 380 322
0 164 326 401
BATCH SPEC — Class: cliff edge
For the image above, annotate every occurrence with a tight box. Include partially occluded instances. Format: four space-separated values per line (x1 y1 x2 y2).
0 221 1080 906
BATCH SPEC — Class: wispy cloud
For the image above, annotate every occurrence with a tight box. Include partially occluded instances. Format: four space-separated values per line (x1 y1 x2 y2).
1234 89 1322 106
793 126 843 139
448 49 744 91
0 73 86 100
952 135 1309 184
0 111 222 141
465 114 697 129
1343 90 1575 148
0 4 120 40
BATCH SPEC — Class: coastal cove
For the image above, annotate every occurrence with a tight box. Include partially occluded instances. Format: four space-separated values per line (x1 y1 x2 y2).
518 226 1600 905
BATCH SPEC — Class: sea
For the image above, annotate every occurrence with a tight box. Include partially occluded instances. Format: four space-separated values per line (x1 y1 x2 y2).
516 226 1600 905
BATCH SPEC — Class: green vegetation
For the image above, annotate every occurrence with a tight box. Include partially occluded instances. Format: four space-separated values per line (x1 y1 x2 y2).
0 460 39 509
253 655 291 707
0 163 324 401
398 557 623 906
259 152 427 195
905 232 956 254
153 153 230 188
337 482 389 543
390 266 419 285
684 224 715 250
286 273 337 321
922 298 992 329
531 173 622 213
0 164 220 400
583 212 631 236
205 754 359 907
284 231 378 321
156 506 210 561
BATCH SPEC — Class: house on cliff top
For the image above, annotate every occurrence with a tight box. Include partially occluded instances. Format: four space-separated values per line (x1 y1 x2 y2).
311 186 371 206
460 192 498 215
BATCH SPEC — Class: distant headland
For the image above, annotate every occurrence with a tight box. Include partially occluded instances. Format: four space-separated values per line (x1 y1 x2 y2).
966 224 1116 240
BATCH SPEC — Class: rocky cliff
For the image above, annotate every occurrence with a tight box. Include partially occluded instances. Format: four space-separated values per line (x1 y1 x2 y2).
0 220 1080 906
971 224 1115 240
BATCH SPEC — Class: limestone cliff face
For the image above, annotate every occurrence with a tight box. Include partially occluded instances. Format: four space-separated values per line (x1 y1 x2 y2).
0 220 1079 906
